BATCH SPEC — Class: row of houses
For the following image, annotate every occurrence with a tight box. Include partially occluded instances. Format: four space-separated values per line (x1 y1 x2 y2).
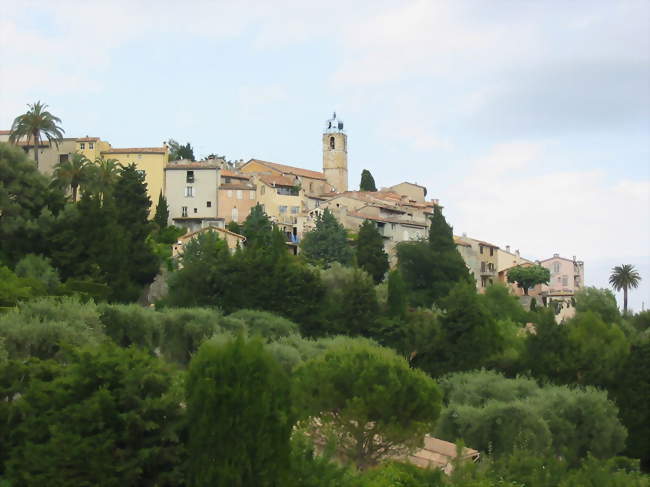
2 113 584 312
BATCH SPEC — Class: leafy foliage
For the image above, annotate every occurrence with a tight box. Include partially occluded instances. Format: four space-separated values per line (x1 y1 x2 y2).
167 139 195 161
293 337 442 469
356 220 389 283
397 206 471 307
574 287 621 323
507 265 550 295
609 264 642 315
4 344 185 486
300 208 353 267
186 335 292 486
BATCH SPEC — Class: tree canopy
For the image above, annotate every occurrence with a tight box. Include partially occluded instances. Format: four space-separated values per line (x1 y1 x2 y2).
609 264 642 315
507 265 550 295
9 101 64 167
300 208 353 267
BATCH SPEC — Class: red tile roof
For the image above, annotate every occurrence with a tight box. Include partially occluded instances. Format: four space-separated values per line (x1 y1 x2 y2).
102 147 167 154
245 159 326 180
76 137 100 142
258 174 298 187
0 130 11 135
166 162 219 169
221 170 249 179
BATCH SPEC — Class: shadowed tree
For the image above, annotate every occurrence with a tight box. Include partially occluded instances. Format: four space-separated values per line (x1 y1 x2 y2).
609 264 641 315
167 139 195 162
153 191 169 229
356 220 389 283
9 101 64 168
300 208 353 267
359 169 377 191
52 152 92 202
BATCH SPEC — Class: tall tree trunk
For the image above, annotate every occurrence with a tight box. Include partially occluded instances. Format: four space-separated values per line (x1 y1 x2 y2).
72 184 78 203
33 131 40 168
623 287 628 315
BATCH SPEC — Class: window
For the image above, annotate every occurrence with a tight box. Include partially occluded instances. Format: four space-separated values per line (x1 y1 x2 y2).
291 206 299 214
206 201 212 207
224 177 231 184
249 190 255 200
329 136 335 150
186 171 194 183
227 190 232 198
137 154 142 159
232 207 238 221
79 143 85 150
181 206 188 217
59 154 69 163
261 186 266 195
185 186 194 197
480 245 484 254
89 142 94 150
553 262 561 273
490 247 494 256
236 190 243 200
193 208 197 214
562 276 568 287
279 205 288 214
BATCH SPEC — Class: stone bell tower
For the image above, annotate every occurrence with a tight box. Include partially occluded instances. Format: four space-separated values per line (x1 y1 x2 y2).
322 112 348 193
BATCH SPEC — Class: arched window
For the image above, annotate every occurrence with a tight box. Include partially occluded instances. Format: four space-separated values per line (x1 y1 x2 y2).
329 136 335 150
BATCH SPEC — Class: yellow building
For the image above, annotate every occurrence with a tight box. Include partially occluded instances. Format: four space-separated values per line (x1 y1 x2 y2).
100 146 169 216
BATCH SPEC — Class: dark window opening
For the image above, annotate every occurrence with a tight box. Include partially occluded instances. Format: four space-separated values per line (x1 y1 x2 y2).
206 201 212 207
329 136 335 150
59 154 69 163
186 171 194 183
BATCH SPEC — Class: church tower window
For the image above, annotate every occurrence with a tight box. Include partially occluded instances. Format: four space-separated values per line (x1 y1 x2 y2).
329 136 335 150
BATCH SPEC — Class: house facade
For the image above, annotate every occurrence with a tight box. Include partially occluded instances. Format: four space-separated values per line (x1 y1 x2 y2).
217 170 257 224
454 235 499 292
165 161 221 232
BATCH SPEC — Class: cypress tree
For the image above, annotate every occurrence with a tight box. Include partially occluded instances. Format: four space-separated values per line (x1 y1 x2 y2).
242 203 274 248
359 169 377 191
356 220 389 283
186 336 293 486
153 191 169 229
113 164 160 294
387 269 407 318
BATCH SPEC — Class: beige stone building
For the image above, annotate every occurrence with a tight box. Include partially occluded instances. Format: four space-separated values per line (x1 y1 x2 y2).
218 170 257 225
322 112 348 193
454 235 499 292
164 161 221 232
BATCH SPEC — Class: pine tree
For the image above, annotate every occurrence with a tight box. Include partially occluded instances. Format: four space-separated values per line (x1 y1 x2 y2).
300 209 353 267
359 169 377 192
153 191 169 229
356 220 389 283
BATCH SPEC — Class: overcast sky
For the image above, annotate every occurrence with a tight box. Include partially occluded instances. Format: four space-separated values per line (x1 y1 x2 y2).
1 0 648 310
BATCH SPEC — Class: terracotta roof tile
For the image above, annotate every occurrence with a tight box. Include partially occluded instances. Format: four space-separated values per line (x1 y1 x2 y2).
258 174 298 187
0 130 11 135
166 162 219 169
102 147 167 154
245 159 326 180
221 170 249 179
76 137 100 142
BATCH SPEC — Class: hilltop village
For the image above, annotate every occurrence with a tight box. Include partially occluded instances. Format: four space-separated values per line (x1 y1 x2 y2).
1 107 647 484
1 112 584 317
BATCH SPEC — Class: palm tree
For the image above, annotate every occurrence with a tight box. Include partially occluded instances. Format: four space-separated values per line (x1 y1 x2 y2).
88 156 123 200
53 152 91 202
609 264 642 315
9 101 65 168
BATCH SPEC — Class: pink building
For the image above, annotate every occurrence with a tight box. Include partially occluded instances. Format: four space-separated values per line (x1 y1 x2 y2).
540 254 585 295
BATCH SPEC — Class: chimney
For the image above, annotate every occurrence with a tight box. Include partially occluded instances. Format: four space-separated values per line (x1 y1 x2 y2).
553 253 559 258
506 245 511 253
516 249 520 257
572 255 576 261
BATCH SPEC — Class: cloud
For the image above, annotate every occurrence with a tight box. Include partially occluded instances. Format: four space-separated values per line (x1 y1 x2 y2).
438 141 650 262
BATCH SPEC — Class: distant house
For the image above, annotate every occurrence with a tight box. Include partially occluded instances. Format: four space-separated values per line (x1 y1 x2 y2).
454 235 499 292
172 225 246 258
404 435 480 474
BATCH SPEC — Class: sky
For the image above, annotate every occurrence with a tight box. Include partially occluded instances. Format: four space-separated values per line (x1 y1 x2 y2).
1 0 649 311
